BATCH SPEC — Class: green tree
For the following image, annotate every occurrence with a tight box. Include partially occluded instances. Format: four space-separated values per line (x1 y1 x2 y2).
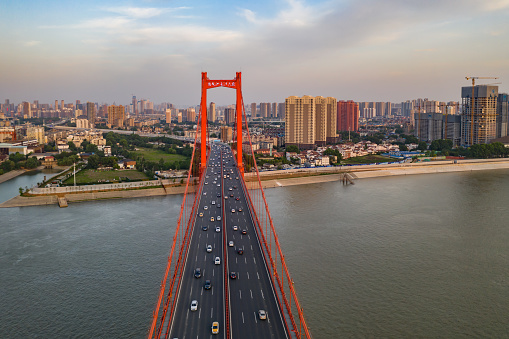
417 141 428 151
68 141 77 152
86 154 101 169
25 157 39 169
285 145 299 153
85 143 99 153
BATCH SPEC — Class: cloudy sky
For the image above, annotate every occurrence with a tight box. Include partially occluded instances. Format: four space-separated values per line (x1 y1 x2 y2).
1 0 508 107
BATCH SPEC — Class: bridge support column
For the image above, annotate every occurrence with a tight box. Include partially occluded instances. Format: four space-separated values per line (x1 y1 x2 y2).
236 72 244 176
200 72 208 175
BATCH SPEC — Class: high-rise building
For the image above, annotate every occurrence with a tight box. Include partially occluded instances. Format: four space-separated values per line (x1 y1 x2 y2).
259 103 268 118
55 100 59 111
375 102 385 116
23 101 32 118
165 109 172 124
140 99 146 115
209 102 216 122
26 126 45 144
314 96 337 145
87 102 96 127
401 100 414 117
497 93 509 139
61 100 64 111
225 108 236 125
337 101 359 132
250 103 257 117
278 103 285 119
461 85 498 146
107 105 125 127
185 108 196 122
220 126 233 142
285 95 315 149
271 103 277 118
132 96 138 117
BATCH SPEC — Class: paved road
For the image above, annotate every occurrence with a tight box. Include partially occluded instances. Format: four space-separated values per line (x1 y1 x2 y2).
168 142 288 338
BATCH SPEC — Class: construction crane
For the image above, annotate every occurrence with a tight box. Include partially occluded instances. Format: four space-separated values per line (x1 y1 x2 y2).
465 76 498 146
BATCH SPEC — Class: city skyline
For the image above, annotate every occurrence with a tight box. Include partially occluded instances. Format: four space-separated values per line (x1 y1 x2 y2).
1 0 508 105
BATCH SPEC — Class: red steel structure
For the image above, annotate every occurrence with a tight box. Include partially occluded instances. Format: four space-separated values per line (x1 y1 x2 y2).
148 72 311 339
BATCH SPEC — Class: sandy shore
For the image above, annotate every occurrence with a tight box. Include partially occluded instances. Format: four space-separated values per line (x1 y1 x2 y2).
2 159 509 208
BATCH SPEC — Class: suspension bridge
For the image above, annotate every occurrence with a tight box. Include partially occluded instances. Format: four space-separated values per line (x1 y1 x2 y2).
148 72 312 338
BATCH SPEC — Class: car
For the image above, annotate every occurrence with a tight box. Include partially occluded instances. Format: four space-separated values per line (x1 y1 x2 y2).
230 271 237 279
231 209 235 213
214 257 220 265
217 193 221 197
204 280 211 289
194 268 201 278
233 225 238 231
215 226 220 232
203 192 207 195
233 186 237 189
202 225 208 231
229 187 233 191
229 241 234 247
205 182 208 185
217 184 220 187
238 208 243 212
211 200 216 205
237 248 244 255
258 310 267 320
217 216 221 221
236 177 239 179
210 217 215 222
230 194 234 197
191 300 198 311
242 229 247 234
217 204 221 208
206 175 209 178
204 205 208 210
212 321 219 334
236 197 240 201
206 244 212 252
199 212 204 217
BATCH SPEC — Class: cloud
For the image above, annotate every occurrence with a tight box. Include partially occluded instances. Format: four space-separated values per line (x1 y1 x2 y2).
24 40 41 47
103 6 190 19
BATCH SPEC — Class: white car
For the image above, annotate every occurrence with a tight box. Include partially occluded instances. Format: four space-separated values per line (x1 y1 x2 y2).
215 226 221 232
206 245 212 252
204 205 208 210
217 216 221 221
211 201 216 205
205 182 208 185
229 241 234 247
231 209 235 213
233 225 238 231
214 257 220 265
191 300 198 311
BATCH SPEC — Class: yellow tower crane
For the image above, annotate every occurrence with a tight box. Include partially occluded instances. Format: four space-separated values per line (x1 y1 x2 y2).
465 76 498 145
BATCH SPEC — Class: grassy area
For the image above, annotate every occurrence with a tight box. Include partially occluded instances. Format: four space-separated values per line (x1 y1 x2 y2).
132 147 188 163
62 169 149 185
341 154 394 165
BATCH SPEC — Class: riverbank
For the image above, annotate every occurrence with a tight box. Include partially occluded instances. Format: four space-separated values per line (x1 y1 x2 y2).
2 159 509 208
0 166 48 184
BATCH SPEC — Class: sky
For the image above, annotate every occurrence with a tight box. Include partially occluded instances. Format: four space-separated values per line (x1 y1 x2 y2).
1 0 508 107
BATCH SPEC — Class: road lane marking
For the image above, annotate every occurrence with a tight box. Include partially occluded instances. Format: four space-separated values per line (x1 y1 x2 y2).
247 272 250 279
253 257 256 264
254 312 258 323
199 307 201 319
239 290 242 299
211 307 213 318
251 245 253 250
244 258 247 264
213 269 214 277
261 290 265 299
242 312 245 323
257 272 260 280
196 255 198 262
250 289 253 299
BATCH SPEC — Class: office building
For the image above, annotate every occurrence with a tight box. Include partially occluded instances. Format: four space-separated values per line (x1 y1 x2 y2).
132 96 138 117
315 96 338 145
285 96 315 149
271 103 278 118
23 102 32 118
220 126 233 142
461 85 498 146
209 102 216 122
250 103 257 117
107 105 125 127
225 108 236 125
337 100 359 132
165 109 172 124
278 103 285 119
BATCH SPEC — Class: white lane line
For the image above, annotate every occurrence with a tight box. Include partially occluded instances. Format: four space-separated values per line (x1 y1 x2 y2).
239 290 242 299
244 257 247 264
236 257 238 264
213 269 215 277
248 235 251 240
212 287 214 296
210 307 213 318
247 272 250 279
195 255 198 262
261 290 265 299
190 286 193 298
201 288 203 296
253 257 256 264
242 312 245 324
257 272 260 280
251 245 253 250
254 312 258 323
199 307 202 319
250 289 253 299
204 255 206 261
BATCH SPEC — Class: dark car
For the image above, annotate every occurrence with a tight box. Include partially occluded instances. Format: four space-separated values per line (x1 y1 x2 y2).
233 186 237 189
237 248 244 255
238 207 243 212
217 193 221 197
194 268 201 278
230 272 237 279
202 225 208 231
235 197 240 201
204 280 211 289
242 229 247 235
230 194 234 197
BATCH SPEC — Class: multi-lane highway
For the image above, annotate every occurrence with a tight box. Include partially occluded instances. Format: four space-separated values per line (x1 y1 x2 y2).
168 142 288 338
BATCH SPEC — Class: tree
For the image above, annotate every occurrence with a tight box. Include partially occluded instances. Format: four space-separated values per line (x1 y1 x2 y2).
285 145 299 153
68 141 77 152
429 139 453 152
399 144 408 151
25 157 39 169
417 141 428 151
86 154 100 169
85 143 99 153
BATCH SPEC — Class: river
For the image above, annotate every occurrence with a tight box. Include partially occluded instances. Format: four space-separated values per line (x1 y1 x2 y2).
0 169 61 204
1 169 509 337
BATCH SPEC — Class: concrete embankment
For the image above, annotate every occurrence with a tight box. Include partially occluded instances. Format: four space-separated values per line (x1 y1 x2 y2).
3 159 509 208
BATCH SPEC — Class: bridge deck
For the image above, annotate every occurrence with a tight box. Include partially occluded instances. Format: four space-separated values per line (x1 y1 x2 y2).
168 143 288 338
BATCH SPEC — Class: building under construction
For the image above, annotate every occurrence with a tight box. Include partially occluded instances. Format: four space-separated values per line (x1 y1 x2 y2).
461 85 498 146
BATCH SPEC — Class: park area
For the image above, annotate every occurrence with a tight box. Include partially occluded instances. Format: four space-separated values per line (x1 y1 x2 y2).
62 169 149 185
341 154 395 165
131 147 188 163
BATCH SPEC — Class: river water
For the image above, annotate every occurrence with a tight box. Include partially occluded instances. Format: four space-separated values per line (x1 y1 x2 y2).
1 169 509 338
0 169 61 204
